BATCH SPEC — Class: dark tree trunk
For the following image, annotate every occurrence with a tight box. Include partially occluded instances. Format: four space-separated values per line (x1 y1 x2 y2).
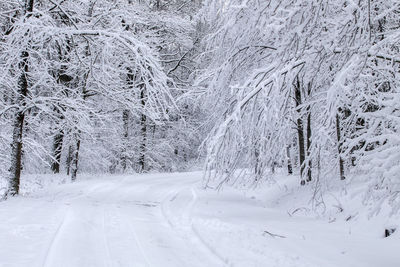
271 162 275 174
71 135 80 181
8 0 34 196
51 130 64 173
69 75 88 181
286 146 293 175
9 111 25 196
294 76 306 185
121 109 129 172
254 147 262 179
66 144 73 176
305 83 312 183
336 113 345 180
69 65 90 180
49 41 72 173
138 87 147 172
121 67 134 172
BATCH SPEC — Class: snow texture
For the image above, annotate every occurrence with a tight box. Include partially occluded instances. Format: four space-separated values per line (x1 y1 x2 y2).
0 171 398 267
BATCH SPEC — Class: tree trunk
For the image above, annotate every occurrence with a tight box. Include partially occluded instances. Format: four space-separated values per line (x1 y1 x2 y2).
254 147 262 179
138 87 147 172
121 109 129 172
336 113 345 180
305 83 312 183
7 0 34 196
9 112 25 196
69 66 90 180
66 144 73 176
294 76 306 185
286 146 293 175
49 39 72 173
71 134 80 181
51 130 64 173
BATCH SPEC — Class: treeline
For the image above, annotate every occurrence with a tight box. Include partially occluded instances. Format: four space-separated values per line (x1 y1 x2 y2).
1 0 399 212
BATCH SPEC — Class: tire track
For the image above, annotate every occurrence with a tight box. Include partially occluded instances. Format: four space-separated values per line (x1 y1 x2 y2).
118 208 152 267
42 180 121 267
160 183 230 266
42 207 70 267
101 207 112 267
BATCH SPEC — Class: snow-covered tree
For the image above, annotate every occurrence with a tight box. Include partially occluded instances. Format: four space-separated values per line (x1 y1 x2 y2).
198 0 400 211
0 0 180 195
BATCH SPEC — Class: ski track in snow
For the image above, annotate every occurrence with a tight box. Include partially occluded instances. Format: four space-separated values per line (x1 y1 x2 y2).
0 172 399 267
119 207 152 267
42 207 70 267
0 174 224 267
187 187 232 266
160 184 230 266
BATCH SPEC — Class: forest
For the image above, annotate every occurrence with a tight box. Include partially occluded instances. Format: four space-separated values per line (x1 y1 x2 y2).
0 0 399 266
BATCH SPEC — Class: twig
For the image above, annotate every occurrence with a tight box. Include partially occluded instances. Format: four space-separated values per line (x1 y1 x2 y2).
263 230 286 238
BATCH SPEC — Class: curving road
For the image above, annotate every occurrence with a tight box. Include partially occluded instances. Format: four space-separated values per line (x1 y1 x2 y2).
0 172 398 267
0 173 225 267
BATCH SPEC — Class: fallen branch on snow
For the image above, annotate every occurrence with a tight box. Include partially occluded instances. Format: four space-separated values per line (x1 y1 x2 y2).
263 230 286 238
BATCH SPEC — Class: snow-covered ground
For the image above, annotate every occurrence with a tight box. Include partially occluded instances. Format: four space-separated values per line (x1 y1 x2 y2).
0 171 398 267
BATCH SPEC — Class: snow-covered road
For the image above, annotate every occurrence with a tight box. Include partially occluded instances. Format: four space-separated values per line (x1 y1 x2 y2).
0 172 398 267
0 173 224 267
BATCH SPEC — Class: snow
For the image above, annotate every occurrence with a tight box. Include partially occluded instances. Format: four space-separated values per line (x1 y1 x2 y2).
0 171 398 267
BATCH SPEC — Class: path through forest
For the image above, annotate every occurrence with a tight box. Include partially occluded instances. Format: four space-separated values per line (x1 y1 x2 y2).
0 172 398 267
